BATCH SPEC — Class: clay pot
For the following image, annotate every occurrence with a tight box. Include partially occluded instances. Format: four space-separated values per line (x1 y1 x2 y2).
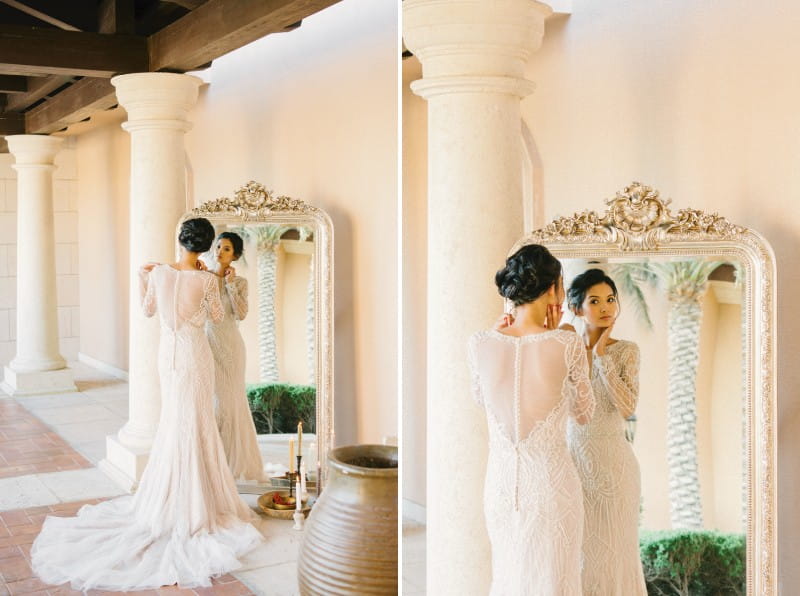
297 444 398 595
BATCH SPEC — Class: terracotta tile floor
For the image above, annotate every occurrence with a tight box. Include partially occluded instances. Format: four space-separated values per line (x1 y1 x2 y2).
0 401 91 479
0 400 255 595
0 490 255 596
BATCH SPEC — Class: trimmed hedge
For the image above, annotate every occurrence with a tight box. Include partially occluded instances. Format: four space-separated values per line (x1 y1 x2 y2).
246 383 316 434
639 529 745 596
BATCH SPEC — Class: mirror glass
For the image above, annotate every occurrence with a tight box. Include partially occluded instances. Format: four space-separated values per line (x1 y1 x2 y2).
180 182 334 493
511 182 776 594
561 256 744 536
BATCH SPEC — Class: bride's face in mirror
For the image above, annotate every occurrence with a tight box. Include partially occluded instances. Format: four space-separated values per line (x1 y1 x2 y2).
573 282 619 329
214 237 238 269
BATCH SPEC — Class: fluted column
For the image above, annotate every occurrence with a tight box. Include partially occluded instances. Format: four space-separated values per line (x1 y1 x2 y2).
1 135 76 395
100 73 201 490
403 1 552 593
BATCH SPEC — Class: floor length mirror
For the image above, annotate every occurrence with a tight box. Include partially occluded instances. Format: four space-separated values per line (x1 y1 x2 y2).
509 182 776 595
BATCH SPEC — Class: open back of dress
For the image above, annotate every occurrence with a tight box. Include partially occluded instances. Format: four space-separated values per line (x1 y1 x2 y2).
468 328 594 596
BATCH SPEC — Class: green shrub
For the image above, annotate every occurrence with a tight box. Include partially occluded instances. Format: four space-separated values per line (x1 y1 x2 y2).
246 383 316 434
639 529 745 595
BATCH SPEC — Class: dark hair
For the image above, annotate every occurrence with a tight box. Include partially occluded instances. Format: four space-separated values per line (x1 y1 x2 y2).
567 268 619 313
495 244 562 306
217 231 244 259
179 217 215 253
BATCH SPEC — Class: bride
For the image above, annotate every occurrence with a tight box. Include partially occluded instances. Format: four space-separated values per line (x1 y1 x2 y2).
469 244 595 595
31 217 264 591
564 268 647 595
206 231 267 482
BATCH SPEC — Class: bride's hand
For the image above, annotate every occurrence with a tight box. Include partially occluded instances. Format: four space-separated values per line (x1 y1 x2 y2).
224 266 236 282
545 304 563 329
139 262 160 275
195 260 208 271
492 312 514 330
593 321 615 357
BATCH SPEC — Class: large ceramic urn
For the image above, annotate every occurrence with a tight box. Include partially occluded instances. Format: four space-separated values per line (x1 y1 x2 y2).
297 444 398 595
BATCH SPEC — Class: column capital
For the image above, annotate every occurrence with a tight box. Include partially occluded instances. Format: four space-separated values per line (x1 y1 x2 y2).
403 0 552 81
5 135 63 166
111 72 202 129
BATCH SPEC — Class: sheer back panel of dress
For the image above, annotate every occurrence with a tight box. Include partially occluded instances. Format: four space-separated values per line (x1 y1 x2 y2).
143 266 224 330
471 330 594 441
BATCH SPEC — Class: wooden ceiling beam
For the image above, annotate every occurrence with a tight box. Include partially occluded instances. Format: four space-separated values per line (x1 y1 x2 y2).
0 0 81 31
0 0 97 31
165 0 208 9
4 74 72 112
98 0 135 35
0 111 24 135
148 0 340 72
24 77 116 134
0 25 147 77
0 75 27 93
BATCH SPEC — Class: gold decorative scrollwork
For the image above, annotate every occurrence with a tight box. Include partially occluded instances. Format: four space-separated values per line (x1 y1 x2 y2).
190 180 315 220
524 182 747 251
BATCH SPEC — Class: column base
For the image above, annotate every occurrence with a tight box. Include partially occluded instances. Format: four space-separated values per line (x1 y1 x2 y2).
1 366 76 396
98 434 150 492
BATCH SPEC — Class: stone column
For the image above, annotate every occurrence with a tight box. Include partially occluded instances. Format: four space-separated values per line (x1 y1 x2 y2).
100 73 201 490
403 1 552 593
1 135 76 395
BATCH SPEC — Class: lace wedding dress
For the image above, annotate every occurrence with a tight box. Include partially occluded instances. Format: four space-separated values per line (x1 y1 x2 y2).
469 328 595 596
567 340 647 595
31 265 264 591
206 275 266 482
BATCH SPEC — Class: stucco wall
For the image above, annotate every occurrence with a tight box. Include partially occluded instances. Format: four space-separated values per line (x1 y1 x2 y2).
75 0 398 445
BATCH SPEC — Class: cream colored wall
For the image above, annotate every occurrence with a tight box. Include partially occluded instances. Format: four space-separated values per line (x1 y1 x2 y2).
277 248 312 385
404 6 800 579
696 288 719 528
710 302 744 533
75 111 130 374
402 56 427 514
75 0 397 445
520 0 799 586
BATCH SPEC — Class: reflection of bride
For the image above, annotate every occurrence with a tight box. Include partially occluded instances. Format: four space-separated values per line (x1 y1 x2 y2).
564 268 647 595
468 245 594 595
31 218 264 590
206 231 267 482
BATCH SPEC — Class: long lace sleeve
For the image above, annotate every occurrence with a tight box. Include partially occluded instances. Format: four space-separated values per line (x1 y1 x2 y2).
565 333 594 425
203 274 225 323
594 341 640 419
225 276 248 321
140 267 156 318
467 334 485 407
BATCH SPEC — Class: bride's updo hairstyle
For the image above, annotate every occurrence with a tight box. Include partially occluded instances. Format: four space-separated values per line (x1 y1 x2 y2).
179 217 216 253
495 244 562 306
566 268 619 313
217 231 244 260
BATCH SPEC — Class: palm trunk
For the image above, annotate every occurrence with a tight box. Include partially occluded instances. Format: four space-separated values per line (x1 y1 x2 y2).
257 245 279 382
666 297 704 529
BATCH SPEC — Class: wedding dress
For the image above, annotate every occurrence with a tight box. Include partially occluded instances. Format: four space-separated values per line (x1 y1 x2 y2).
31 265 264 591
206 275 267 482
567 340 647 595
468 328 594 596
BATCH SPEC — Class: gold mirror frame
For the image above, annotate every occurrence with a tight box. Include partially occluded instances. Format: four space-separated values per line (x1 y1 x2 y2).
181 180 334 485
510 182 776 595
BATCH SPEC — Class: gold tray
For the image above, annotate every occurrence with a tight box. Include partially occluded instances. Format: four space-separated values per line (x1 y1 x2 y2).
258 491 311 519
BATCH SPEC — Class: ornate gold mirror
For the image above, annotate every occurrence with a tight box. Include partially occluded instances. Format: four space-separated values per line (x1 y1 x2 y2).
510 182 776 595
179 181 333 491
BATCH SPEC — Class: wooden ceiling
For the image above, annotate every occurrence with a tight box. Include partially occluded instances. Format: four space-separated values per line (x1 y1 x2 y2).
0 0 341 149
